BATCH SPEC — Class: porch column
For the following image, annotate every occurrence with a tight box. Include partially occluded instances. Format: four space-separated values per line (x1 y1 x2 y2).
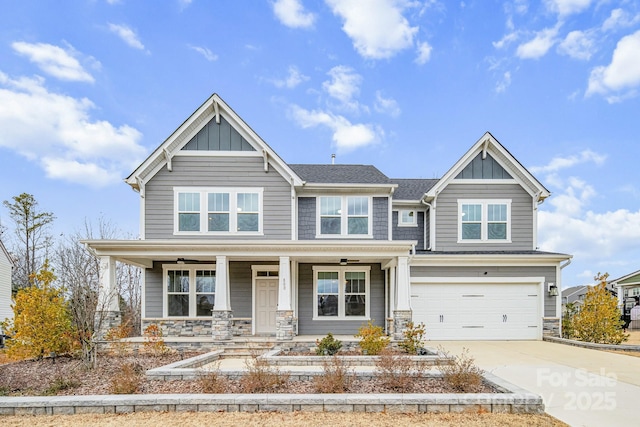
393 256 412 340
95 256 121 339
276 256 295 340
212 255 232 340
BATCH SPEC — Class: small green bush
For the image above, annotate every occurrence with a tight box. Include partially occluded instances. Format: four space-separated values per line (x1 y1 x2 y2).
316 333 342 355
399 321 426 355
355 320 389 355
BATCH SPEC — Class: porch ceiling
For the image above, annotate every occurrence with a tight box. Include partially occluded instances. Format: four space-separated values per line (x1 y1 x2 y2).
81 239 416 268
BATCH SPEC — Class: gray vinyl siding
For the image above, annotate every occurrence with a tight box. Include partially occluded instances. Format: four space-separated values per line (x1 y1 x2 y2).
143 261 266 319
144 156 292 240
392 211 425 249
435 183 533 251
297 196 389 240
297 263 385 335
410 265 557 317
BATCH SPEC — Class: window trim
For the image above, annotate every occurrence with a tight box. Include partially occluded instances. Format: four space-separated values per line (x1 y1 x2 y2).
316 196 373 238
457 199 512 243
398 209 417 227
174 187 263 235
162 264 217 318
312 266 371 320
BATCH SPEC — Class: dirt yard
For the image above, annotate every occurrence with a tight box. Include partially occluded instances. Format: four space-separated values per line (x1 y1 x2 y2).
0 412 568 427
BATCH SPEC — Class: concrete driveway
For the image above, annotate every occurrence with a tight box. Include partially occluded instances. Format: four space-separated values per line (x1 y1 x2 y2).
432 340 640 427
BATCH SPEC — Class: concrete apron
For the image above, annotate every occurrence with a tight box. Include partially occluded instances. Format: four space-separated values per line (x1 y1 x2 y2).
431 340 640 427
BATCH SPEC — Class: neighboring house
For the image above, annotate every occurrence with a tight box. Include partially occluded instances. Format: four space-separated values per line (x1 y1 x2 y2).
0 239 15 334
84 94 572 342
610 271 640 329
562 285 588 309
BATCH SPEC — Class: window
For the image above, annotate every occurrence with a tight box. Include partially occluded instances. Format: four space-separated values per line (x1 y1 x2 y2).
164 265 216 317
458 200 511 242
313 266 371 319
398 210 417 227
175 187 262 234
317 196 371 237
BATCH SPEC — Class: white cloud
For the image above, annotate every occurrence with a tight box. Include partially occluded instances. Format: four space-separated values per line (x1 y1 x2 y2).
544 0 592 17
289 105 379 152
272 65 309 89
0 71 145 187
516 26 559 59
586 30 640 101
188 45 218 61
530 149 606 174
493 31 519 49
557 30 594 60
415 41 432 65
325 0 418 59
602 8 640 32
11 41 95 83
322 65 362 110
495 71 512 93
374 91 401 117
273 0 316 28
108 23 146 51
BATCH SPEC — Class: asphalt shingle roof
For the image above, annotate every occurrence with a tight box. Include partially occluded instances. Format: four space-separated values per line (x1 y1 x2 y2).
289 164 391 184
390 179 439 200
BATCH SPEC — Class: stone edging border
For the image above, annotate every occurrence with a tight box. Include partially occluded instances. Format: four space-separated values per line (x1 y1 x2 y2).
0 373 544 416
543 336 640 352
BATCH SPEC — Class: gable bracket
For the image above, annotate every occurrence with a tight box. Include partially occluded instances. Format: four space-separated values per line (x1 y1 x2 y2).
163 148 173 172
135 176 145 198
213 99 220 124
482 138 490 159
262 149 269 172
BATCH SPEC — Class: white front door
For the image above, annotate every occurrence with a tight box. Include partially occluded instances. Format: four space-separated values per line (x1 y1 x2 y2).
255 278 278 334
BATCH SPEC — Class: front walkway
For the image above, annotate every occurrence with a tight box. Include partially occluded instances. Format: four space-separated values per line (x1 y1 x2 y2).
433 340 640 427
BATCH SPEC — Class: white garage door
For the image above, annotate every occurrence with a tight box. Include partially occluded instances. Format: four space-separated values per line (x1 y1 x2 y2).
411 282 541 340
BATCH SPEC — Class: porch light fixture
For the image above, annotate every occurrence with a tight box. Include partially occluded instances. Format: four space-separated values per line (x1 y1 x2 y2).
340 258 348 266
548 283 558 297
177 258 186 264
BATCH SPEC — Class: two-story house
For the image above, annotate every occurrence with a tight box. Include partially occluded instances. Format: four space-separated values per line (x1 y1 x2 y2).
84 94 571 342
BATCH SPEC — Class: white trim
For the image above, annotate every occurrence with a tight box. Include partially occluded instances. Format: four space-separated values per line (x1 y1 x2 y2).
312 265 371 321
450 179 518 185
397 209 418 227
162 263 217 318
457 199 512 243
316 195 373 238
173 187 264 236
172 150 261 157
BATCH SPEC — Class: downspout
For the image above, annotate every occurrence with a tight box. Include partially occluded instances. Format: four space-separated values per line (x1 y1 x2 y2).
557 258 572 337
421 194 436 251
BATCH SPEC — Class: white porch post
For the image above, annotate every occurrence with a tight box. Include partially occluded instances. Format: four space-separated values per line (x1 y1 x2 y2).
393 256 412 340
276 256 295 340
95 256 121 339
214 255 229 311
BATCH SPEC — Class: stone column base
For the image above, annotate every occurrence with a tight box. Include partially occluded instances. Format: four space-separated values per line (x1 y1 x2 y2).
543 317 560 337
94 310 121 340
392 310 412 341
276 310 295 341
212 310 233 341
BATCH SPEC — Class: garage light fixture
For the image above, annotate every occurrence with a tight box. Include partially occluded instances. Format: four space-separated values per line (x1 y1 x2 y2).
548 283 558 297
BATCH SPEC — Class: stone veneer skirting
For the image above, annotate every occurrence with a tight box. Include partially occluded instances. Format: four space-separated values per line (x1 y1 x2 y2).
142 318 253 338
392 310 413 340
542 317 560 338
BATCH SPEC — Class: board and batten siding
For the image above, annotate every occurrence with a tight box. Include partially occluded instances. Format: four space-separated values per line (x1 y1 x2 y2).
144 261 258 319
410 265 557 317
435 183 534 251
144 156 292 240
0 249 12 331
296 263 385 335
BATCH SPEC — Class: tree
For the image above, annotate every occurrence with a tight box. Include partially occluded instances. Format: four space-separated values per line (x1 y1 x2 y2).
2 193 55 289
1 260 77 360
570 273 628 345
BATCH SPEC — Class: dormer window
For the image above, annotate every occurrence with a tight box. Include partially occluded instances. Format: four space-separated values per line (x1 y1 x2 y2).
317 196 371 238
458 199 511 242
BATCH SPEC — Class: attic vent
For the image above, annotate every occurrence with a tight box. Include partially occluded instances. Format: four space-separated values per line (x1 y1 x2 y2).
455 153 512 180
182 116 256 152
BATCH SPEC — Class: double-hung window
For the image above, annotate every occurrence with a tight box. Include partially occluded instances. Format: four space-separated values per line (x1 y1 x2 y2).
175 187 263 234
313 266 371 320
458 200 511 242
318 196 371 237
164 264 216 317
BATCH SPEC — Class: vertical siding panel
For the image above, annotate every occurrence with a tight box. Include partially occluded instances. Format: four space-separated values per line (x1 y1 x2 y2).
219 120 231 150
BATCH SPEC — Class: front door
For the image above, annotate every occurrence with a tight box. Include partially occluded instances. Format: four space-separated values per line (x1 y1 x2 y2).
255 278 278 334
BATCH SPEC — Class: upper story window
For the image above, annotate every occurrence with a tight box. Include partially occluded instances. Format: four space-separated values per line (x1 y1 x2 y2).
458 199 511 242
398 209 417 227
317 196 371 238
163 264 216 317
175 187 263 235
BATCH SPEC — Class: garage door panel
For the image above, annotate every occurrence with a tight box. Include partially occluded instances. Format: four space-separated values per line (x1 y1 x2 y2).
410 282 541 340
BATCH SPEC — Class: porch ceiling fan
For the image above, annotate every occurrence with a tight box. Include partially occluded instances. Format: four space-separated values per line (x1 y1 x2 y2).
339 258 360 265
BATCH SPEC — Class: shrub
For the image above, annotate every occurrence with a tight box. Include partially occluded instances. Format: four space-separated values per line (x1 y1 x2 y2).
142 324 170 356
398 321 427 355
104 321 134 356
109 361 143 394
375 348 416 391
355 320 389 355
240 356 289 393
314 355 353 393
315 333 342 355
437 347 484 393
198 362 227 394
44 376 80 395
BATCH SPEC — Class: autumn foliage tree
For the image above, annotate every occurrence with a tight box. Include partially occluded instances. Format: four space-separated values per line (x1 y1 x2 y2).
569 273 628 345
1 260 77 360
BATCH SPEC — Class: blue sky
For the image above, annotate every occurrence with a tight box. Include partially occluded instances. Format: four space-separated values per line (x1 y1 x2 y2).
1 0 640 288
